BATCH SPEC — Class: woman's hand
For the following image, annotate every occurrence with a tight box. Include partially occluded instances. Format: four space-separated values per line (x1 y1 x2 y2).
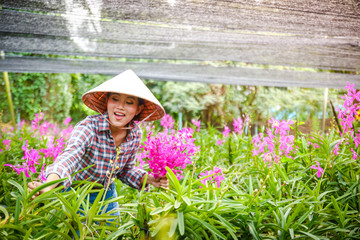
27 173 60 199
27 181 51 200
143 174 169 189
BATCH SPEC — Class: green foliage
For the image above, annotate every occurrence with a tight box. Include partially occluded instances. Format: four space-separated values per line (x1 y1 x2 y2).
1 73 345 129
68 73 109 123
254 87 345 122
1 116 359 239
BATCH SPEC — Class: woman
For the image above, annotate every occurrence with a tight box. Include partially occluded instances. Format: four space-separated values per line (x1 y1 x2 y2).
28 69 168 216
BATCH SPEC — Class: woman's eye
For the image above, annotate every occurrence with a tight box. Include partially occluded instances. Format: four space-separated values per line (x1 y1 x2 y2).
126 102 134 105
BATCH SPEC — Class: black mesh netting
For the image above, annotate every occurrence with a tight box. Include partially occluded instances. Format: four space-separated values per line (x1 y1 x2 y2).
0 0 359 87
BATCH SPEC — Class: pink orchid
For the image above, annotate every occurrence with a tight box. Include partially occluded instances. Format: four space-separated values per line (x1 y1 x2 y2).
160 114 175 131
63 117 72 126
139 127 199 179
222 126 231 138
216 139 225 146
199 167 224 188
5 142 43 178
31 112 44 131
311 161 324 178
252 118 295 165
233 117 244 135
351 148 358 160
191 119 201 132
2 139 11 150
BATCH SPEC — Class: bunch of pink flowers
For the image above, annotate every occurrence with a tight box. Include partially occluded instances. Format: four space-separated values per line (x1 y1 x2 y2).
3 113 72 180
252 117 295 165
4 140 46 181
217 116 249 146
139 121 199 179
335 82 360 160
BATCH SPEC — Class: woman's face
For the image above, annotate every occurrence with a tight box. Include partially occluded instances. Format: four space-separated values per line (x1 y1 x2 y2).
107 93 143 129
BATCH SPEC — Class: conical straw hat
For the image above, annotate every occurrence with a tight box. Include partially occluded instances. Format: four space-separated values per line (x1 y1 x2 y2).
82 69 165 121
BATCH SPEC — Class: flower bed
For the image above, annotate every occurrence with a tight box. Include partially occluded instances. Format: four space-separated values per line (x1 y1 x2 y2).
0 83 359 239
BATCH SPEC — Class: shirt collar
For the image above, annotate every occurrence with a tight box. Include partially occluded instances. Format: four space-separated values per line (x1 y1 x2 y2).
98 113 110 132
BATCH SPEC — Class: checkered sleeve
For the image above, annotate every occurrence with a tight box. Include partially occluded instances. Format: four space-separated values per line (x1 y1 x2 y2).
118 153 147 190
117 126 146 190
45 118 94 187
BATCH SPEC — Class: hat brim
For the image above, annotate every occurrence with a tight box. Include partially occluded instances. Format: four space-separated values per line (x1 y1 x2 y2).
81 70 165 122
82 91 165 121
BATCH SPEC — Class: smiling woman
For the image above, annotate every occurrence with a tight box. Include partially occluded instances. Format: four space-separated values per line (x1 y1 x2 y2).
27 69 168 223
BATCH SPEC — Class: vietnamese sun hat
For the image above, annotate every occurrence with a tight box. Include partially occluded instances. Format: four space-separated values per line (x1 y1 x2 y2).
82 69 165 121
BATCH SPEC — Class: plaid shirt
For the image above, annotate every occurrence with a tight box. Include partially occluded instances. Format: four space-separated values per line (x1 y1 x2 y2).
45 113 146 189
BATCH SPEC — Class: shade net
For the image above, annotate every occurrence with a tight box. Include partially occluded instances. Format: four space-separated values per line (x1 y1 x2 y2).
0 0 359 88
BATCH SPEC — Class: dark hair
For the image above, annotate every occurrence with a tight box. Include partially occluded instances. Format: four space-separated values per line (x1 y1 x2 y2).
107 92 144 105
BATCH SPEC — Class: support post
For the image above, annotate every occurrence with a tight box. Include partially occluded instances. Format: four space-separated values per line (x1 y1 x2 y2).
1 51 16 126
322 87 328 132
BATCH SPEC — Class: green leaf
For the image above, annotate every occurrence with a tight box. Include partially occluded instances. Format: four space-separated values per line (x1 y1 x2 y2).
0 205 9 223
150 207 163 216
166 166 182 193
169 218 178 238
8 179 25 196
298 230 321 240
175 200 181 209
27 178 65 202
213 213 237 240
182 196 191 206
163 202 173 212
88 188 105 225
159 191 176 204
248 222 262 240
188 214 227 239
177 211 185 236
285 199 305 230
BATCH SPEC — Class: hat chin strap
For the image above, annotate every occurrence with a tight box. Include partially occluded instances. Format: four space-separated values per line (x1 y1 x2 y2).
119 110 157 129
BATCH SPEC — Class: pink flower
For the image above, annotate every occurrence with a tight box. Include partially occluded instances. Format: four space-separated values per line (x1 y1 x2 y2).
351 148 358 160
63 117 72 126
37 164 47 182
252 118 295 166
39 121 51 136
60 126 73 139
222 126 231 137
19 120 25 130
337 82 360 135
2 139 11 150
31 112 44 131
269 117 294 136
216 139 225 146
199 167 224 188
160 114 175 131
311 161 324 178
233 117 244 134
139 127 199 179
191 119 201 132
5 142 44 178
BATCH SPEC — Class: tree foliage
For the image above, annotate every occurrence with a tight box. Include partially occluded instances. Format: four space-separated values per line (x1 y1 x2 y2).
1 73 346 128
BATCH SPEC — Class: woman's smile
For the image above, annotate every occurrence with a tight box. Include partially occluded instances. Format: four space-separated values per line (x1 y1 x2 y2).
107 93 143 129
